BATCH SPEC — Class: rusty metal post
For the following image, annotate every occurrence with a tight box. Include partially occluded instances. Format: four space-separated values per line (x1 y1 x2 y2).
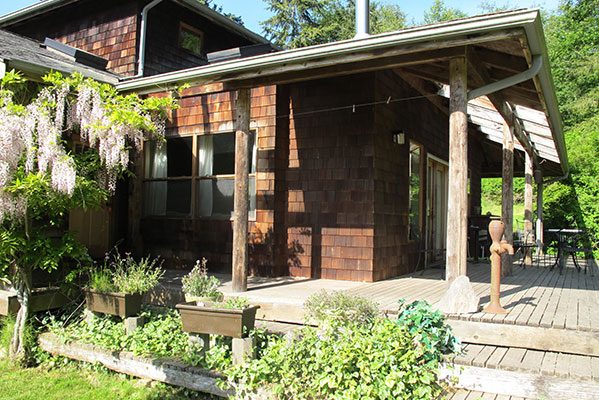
485 219 514 314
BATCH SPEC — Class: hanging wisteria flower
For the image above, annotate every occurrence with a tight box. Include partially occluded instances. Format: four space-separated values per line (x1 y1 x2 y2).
0 70 174 224
51 156 77 196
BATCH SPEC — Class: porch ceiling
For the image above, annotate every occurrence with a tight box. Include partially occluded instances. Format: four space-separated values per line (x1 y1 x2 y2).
117 9 567 176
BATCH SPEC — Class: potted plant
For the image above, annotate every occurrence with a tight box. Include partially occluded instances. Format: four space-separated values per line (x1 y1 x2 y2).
177 261 259 338
85 252 164 318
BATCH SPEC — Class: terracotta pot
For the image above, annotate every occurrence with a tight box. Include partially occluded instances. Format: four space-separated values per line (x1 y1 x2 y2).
85 289 143 318
176 301 259 338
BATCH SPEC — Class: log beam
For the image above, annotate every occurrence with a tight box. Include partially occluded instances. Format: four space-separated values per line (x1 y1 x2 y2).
232 88 250 293
466 50 538 163
524 151 534 266
501 123 515 276
446 57 469 282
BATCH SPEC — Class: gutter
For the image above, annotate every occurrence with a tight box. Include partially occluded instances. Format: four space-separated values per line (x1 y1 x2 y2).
117 9 541 91
137 0 164 77
467 54 543 101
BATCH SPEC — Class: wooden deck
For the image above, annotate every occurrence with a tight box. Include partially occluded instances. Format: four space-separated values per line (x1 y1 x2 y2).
345 261 599 332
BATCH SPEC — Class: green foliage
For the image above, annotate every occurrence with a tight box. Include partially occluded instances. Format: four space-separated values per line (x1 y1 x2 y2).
541 0 599 242
1 315 16 356
220 297 250 309
0 358 210 400
181 258 223 301
49 308 233 371
396 300 460 361
228 317 451 399
304 289 379 326
229 297 456 399
261 0 406 49
88 251 164 295
423 0 467 24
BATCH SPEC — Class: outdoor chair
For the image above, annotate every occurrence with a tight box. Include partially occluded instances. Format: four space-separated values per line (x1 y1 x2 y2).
562 232 598 275
515 230 537 268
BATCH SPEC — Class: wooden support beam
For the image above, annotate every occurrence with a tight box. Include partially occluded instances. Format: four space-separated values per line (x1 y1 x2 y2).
524 151 534 266
393 70 449 115
446 57 469 282
232 88 250 293
501 123 515 276
466 50 538 163
535 169 544 256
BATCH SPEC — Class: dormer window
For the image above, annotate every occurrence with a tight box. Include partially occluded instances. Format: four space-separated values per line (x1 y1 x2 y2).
179 22 203 56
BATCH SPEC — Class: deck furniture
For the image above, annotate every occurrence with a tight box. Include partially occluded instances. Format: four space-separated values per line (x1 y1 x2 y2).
546 228 585 274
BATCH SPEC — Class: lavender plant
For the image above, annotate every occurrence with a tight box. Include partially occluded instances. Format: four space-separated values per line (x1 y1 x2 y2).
0 70 177 362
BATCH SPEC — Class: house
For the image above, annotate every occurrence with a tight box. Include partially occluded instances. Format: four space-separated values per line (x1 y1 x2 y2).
0 1 568 295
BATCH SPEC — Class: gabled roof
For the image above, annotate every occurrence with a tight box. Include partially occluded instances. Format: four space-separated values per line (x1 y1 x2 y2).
0 0 269 45
0 29 118 83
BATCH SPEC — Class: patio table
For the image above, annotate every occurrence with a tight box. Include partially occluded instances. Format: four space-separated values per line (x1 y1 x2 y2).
546 228 584 274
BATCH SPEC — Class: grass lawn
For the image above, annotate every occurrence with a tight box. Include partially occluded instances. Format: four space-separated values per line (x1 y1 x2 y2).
481 197 526 232
0 359 209 400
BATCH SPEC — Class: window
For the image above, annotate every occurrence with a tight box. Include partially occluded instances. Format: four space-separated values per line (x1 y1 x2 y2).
409 142 423 241
143 132 256 219
179 23 203 56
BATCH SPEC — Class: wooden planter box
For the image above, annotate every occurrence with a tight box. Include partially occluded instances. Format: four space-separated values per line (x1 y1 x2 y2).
176 301 259 338
1 287 68 316
85 289 143 318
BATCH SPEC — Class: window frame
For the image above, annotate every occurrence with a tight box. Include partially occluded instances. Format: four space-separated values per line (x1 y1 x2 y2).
142 131 257 221
178 22 204 57
408 140 424 242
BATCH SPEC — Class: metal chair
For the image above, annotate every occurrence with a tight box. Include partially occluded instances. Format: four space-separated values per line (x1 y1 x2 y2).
562 232 598 275
516 230 537 268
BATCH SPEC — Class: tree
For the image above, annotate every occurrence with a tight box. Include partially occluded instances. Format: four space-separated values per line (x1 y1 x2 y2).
0 71 175 362
198 0 244 25
261 0 406 49
422 0 467 24
543 0 599 245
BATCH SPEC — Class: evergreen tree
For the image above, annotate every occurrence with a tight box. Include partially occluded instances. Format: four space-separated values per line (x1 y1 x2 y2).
261 0 406 49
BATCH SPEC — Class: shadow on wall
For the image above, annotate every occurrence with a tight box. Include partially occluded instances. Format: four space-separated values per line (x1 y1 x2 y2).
249 226 304 277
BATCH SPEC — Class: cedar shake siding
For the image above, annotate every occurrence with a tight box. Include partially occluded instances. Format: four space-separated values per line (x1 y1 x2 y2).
144 1 254 76
137 85 278 273
136 72 484 281
280 74 376 281
7 0 258 77
8 0 139 76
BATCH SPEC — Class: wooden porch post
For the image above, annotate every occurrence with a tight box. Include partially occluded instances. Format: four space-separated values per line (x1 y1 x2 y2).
446 57 469 282
501 123 514 276
232 88 250 293
524 151 534 266
438 56 479 314
535 169 544 256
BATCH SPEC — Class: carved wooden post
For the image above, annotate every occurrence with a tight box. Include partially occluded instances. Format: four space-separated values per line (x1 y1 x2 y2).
524 151 534 266
485 219 514 314
501 123 514 276
446 57 469 283
232 88 250 293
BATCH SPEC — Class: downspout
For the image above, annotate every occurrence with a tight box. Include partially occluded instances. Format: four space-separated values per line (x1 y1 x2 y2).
137 0 164 77
467 54 543 101
0 59 6 79
355 0 370 39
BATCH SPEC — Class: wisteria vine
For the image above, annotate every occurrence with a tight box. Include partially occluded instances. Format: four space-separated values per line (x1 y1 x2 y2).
0 71 175 223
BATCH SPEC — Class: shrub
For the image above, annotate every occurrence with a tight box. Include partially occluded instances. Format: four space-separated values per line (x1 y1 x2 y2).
396 299 460 361
88 252 164 295
228 317 450 400
304 290 379 326
220 297 250 309
181 258 223 301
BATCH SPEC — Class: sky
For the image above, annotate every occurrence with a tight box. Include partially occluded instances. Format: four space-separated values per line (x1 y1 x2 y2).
0 0 561 35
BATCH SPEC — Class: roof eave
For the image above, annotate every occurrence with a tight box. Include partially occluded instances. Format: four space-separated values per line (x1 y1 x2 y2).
4 58 119 84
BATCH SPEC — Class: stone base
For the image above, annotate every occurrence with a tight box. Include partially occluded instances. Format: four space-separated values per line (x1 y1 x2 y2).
232 337 255 365
188 333 210 358
438 276 480 314
124 316 145 335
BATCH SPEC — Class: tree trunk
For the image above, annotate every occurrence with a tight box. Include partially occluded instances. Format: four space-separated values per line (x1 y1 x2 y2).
9 267 31 363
